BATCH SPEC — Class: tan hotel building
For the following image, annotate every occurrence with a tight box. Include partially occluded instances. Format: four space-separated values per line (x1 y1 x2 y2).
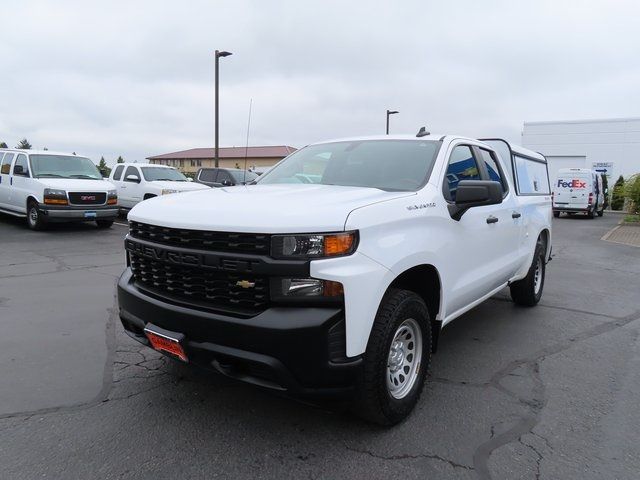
147 145 297 174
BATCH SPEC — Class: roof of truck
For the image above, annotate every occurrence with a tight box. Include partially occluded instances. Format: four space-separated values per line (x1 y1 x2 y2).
0 149 87 156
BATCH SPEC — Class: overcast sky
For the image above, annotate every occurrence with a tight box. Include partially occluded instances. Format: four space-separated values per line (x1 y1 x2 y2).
1 0 639 165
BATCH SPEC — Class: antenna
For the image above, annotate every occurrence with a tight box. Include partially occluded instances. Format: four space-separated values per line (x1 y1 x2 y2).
416 126 430 137
243 99 253 185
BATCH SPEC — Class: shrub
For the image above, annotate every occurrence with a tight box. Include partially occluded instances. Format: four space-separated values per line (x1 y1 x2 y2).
624 174 640 214
611 175 625 210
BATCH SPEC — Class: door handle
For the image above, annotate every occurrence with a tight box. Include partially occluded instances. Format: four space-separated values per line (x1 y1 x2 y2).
486 215 499 224
512 212 521 219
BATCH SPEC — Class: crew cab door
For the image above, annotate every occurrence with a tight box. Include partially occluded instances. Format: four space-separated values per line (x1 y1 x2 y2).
8 154 31 213
440 144 520 316
0 152 15 209
121 166 143 207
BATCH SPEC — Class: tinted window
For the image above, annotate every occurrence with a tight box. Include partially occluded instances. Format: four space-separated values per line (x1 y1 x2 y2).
198 169 217 182
1 153 15 175
14 154 29 176
258 140 440 191
124 166 139 181
217 170 233 184
479 149 507 194
515 156 550 195
112 165 124 181
444 146 481 201
228 170 258 183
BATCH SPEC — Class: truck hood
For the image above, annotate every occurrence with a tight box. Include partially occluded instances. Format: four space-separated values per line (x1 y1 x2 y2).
148 180 210 191
128 184 415 233
36 178 116 191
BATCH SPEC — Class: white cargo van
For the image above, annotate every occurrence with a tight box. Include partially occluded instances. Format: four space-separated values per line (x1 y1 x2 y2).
552 168 604 218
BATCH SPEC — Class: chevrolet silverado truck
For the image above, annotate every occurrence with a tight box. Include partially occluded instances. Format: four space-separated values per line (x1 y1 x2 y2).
117 133 552 425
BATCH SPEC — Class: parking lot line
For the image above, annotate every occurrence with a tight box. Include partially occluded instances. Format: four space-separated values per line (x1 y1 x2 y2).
114 222 128 227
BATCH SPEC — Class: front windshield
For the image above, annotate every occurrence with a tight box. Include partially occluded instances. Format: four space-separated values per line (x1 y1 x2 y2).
257 140 441 191
141 167 188 182
30 155 102 180
229 170 258 183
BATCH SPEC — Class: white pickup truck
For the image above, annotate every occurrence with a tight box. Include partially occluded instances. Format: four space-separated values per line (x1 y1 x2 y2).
109 162 209 210
117 133 552 424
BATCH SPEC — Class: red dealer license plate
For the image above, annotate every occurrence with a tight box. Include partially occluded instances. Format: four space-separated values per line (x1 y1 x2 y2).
144 325 188 362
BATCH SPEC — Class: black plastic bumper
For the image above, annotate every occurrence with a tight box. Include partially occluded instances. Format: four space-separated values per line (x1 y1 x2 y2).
117 268 362 396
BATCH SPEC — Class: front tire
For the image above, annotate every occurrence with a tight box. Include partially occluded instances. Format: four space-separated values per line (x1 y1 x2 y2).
353 289 431 425
510 239 546 306
26 201 46 231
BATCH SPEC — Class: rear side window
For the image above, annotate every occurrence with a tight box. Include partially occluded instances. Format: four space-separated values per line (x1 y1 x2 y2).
514 155 550 195
479 148 507 194
1 153 14 174
217 170 233 184
443 146 481 201
112 165 124 181
13 154 29 176
199 169 217 182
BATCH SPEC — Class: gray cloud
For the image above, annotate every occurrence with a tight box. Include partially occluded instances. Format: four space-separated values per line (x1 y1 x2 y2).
1 0 638 165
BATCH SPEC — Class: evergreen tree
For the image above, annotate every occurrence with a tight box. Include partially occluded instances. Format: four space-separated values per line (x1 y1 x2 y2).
16 138 32 149
97 156 111 177
601 174 609 209
116 156 124 163
611 175 625 211
0 141 7 148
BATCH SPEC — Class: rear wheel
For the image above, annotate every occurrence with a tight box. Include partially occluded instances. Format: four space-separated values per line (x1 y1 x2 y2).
510 239 546 306
353 289 431 425
587 207 595 219
26 201 46 231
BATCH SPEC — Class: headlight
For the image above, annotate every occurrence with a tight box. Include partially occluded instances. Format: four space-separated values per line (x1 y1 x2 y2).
271 231 357 259
107 189 118 205
161 189 178 195
271 278 344 300
43 188 68 205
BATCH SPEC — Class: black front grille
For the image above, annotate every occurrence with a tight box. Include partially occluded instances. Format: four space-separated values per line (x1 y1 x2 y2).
129 221 271 254
129 252 269 316
68 192 106 205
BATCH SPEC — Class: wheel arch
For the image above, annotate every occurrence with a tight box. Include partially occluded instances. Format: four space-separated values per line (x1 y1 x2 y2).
538 228 551 261
385 264 443 353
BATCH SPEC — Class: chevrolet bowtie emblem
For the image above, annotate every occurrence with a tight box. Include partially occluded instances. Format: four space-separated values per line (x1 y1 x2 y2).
235 280 256 289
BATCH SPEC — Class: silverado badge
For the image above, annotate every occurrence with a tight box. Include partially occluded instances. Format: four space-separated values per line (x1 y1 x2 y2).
235 280 256 289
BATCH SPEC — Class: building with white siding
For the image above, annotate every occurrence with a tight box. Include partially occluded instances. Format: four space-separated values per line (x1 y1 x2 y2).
521 117 640 183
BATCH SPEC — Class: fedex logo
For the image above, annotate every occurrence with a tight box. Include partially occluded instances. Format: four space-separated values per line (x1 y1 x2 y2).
557 179 586 189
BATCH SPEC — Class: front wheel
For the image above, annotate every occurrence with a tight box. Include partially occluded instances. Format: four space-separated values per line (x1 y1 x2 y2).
353 289 431 425
510 239 546 306
26 201 46 231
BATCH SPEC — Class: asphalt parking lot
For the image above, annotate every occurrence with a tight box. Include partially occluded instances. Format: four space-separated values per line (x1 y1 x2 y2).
1 214 639 480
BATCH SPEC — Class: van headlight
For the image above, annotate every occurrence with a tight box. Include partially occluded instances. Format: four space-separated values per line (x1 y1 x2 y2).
161 189 178 195
270 232 357 259
43 188 68 205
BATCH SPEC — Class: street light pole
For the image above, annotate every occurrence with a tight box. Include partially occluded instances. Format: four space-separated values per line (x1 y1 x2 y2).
386 109 399 135
215 50 233 168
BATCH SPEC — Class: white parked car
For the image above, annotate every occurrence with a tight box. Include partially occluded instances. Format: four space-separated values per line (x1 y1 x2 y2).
109 162 209 210
117 133 552 425
0 149 118 230
552 168 605 218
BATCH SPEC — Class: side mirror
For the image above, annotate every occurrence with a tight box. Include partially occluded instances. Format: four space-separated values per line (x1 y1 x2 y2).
221 179 233 186
448 180 503 221
125 174 140 183
187 177 193 182
99 168 108 178
13 165 25 175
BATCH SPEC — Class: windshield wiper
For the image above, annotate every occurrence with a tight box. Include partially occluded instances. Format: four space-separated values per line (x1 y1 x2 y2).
70 174 99 179
36 173 66 178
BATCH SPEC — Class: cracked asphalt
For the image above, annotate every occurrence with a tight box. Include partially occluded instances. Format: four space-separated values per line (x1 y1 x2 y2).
0 213 639 479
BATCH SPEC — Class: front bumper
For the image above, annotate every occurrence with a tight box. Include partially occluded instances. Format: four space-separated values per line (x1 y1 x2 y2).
40 205 119 222
117 268 362 396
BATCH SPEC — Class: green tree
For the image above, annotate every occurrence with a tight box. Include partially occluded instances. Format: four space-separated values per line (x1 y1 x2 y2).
0 141 7 148
116 156 124 163
611 175 625 211
97 156 111 177
624 174 640 214
601 174 609 209
16 138 32 149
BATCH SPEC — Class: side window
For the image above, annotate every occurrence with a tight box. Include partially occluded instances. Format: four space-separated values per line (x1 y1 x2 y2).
112 165 124 181
444 146 481 201
1 153 15 175
217 170 233 184
479 149 507 194
124 166 139 181
13 154 29 176
199 169 217 182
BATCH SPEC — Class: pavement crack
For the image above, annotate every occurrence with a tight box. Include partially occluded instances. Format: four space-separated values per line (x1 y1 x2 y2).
345 445 474 471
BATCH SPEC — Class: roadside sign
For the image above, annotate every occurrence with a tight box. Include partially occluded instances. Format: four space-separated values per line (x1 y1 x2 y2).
592 162 613 178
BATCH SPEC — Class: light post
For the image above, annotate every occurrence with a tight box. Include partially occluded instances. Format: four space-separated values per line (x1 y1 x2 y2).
215 50 233 167
386 109 399 135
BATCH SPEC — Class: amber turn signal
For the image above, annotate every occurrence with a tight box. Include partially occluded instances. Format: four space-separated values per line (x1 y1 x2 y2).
324 233 356 256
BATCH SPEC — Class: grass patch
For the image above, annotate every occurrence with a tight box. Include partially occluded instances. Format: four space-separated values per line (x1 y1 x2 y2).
623 214 640 224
